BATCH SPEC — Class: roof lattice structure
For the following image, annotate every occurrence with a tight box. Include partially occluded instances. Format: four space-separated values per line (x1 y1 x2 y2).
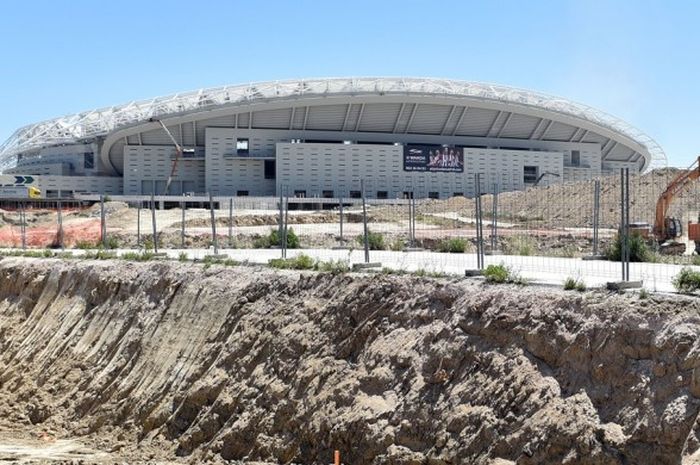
0 77 666 171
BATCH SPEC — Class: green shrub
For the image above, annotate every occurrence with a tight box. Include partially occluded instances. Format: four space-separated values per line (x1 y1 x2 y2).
673 267 700 293
389 238 405 251
638 288 650 299
436 237 467 253
483 264 525 284
268 253 315 270
356 230 385 250
104 236 119 250
381 267 407 275
315 259 350 274
254 228 300 249
413 268 448 278
178 252 189 262
75 240 97 250
484 264 509 283
563 276 586 292
120 251 154 262
142 237 155 251
605 233 650 262
120 252 141 261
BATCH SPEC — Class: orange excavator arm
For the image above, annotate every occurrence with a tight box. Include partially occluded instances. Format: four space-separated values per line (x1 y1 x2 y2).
654 156 700 240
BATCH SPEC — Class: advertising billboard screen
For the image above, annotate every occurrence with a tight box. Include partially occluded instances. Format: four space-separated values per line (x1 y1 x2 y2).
403 145 464 172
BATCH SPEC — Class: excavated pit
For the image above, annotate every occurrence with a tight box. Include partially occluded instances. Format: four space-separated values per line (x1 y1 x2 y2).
1 257 700 464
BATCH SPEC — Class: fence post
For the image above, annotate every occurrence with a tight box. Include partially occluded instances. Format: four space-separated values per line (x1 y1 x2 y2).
593 179 600 256
137 201 141 247
412 194 417 248
620 169 630 281
278 190 284 241
209 193 218 255
491 182 498 251
100 195 106 249
474 173 484 270
228 197 233 247
625 168 630 281
282 191 290 259
407 192 413 247
339 196 344 244
20 201 26 250
151 192 158 254
361 179 370 263
181 195 186 249
57 200 64 250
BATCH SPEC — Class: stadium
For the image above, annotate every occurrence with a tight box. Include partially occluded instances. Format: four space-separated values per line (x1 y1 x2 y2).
0 77 666 199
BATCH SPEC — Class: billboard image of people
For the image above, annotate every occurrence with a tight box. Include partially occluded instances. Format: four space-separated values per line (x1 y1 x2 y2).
403 145 464 172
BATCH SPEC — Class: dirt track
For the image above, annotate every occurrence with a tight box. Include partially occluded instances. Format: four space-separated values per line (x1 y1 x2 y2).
2 258 700 464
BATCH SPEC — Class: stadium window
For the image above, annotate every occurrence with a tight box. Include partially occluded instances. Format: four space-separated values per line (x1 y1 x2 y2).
294 190 306 198
349 190 362 199
236 190 249 196
453 192 464 197
402 191 414 199
322 190 334 198
523 166 538 184
264 160 276 179
571 150 581 167
236 138 249 155
376 191 388 199
84 153 94 169
428 192 439 199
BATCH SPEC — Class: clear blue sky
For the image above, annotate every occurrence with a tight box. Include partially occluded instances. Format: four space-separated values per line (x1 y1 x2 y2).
0 0 698 166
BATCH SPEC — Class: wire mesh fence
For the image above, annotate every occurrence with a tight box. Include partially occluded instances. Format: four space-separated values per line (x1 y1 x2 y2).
0 167 698 289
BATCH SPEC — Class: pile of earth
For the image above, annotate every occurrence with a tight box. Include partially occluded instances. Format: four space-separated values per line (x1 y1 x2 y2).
1 258 700 464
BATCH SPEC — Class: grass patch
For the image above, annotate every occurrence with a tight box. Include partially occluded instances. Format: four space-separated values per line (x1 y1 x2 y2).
315 259 351 274
120 251 155 262
563 276 586 292
253 228 300 249
202 255 239 267
268 253 315 270
673 267 700 294
356 230 385 250
389 238 405 251
268 254 351 273
483 263 525 284
502 236 537 256
436 237 468 253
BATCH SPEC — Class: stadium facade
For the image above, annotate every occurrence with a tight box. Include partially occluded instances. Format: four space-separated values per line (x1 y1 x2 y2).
0 77 666 199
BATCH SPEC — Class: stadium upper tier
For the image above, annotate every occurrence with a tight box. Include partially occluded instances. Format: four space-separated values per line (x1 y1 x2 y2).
0 77 665 173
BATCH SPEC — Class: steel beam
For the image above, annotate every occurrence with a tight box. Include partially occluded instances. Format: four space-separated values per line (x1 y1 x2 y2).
404 104 418 134
486 111 502 137
392 103 405 133
440 105 456 135
451 106 467 136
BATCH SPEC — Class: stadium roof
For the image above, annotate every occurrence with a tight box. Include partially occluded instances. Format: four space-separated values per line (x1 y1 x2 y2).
0 77 666 171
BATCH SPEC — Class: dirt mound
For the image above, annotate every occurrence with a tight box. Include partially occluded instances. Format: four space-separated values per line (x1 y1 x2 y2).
408 168 698 229
1 259 700 464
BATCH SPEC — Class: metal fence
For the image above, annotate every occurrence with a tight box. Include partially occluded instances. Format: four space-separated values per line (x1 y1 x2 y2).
0 168 698 290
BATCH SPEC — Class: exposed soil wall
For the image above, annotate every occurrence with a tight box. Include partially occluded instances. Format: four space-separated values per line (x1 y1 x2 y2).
1 258 700 464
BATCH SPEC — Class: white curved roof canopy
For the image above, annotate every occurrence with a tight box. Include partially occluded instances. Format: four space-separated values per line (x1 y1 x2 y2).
0 77 666 172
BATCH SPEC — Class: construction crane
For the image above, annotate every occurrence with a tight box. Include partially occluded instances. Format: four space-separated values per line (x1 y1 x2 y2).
641 156 700 254
148 118 194 195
